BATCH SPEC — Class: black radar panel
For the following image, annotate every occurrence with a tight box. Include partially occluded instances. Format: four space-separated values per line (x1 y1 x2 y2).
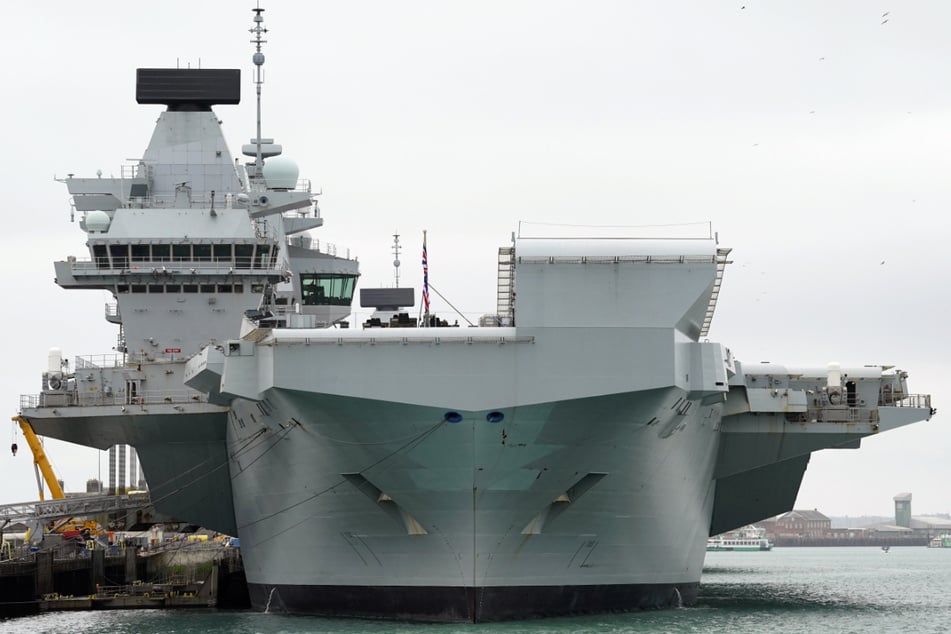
135 69 241 110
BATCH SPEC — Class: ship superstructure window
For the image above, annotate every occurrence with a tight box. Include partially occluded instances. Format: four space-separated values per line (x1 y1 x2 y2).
93 245 108 268
152 244 170 260
110 245 129 268
103 242 271 266
258 244 273 267
131 244 150 262
114 283 248 294
300 273 357 306
193 244 211 261
213 244 232 262
235 244 253 268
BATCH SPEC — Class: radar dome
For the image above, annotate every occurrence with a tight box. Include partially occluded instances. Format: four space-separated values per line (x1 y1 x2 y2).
84 210 111 233
263 156 300 190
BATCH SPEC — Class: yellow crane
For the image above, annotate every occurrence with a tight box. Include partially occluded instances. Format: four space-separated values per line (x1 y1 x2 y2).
12 416 101 543
12 416 65 500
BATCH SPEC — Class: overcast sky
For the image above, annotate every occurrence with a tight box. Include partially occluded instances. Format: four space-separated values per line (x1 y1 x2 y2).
2 1 948 518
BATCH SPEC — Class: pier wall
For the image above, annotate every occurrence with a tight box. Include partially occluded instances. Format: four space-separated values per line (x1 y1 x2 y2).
773 537 930 547
0 545 247 616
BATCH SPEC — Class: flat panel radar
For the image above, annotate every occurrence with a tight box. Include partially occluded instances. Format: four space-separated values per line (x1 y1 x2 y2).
135 69 241 110
360 288 415 309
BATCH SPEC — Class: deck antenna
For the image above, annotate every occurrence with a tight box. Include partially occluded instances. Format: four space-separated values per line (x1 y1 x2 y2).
392 232 401 287
250 3 268 178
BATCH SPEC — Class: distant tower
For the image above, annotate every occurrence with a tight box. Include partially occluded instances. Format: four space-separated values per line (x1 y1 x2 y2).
129 449 138 491
105 444 144 494
108 445 117 495
894 492 912 527
118 445 127 494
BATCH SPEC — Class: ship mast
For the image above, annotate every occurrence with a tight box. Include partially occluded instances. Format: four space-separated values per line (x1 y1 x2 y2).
250 4 268 178
392 233 401 288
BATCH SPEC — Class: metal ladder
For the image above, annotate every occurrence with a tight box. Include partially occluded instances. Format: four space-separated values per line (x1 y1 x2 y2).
699 247 732 338
496 246 515 325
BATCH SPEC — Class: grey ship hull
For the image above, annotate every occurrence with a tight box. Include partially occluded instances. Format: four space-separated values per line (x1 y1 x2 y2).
189 231 933 621
228 388 716 621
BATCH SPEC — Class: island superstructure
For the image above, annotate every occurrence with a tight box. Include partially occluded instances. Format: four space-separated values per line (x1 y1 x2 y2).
20 5 934 623
19 6 358 535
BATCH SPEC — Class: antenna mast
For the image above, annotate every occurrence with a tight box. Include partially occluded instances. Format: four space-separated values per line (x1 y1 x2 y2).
250 4 268 177
392 233 401 287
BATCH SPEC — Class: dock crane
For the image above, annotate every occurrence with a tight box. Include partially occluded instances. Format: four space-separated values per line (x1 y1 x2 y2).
11 416 101 544
12 415 65 501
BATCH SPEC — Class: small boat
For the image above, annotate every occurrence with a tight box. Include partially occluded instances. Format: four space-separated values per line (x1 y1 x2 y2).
707 525 773 552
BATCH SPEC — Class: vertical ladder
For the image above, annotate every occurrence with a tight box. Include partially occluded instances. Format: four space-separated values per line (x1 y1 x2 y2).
699 248 732 338
496 246 515 326
116 324 127 355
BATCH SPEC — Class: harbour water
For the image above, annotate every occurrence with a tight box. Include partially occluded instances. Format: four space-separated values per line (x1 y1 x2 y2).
3 547 949 633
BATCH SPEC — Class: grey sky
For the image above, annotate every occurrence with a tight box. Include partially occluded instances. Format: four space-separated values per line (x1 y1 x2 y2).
2 1 947 517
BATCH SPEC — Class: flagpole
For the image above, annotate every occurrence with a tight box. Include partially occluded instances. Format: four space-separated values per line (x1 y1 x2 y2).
422 230 430 326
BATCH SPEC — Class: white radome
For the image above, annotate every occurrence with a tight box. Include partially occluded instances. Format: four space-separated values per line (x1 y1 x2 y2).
263 156 300 190
84 210 111 233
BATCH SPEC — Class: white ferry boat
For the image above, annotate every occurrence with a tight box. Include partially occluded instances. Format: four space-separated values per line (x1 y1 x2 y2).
707 526 773 551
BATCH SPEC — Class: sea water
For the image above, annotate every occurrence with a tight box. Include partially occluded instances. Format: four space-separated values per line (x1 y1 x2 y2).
4 547 950 633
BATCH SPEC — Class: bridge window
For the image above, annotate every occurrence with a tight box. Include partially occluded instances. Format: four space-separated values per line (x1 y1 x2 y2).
110 244 129 269
257 244 273 268
213 244 232 262
193 244 211 262
93 245 108 268
152 244 170 261
300 273 357 306
131 244 150 262
235 244 253 268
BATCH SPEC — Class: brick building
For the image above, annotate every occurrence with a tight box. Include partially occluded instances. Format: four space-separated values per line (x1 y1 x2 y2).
772 509 831 538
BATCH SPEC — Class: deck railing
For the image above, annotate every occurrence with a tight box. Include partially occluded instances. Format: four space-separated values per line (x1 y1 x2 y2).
20 389 210 409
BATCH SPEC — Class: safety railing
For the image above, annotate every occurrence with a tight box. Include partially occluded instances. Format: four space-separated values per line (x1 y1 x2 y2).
75 354 125 370
20 389 211 409
880 393 932 409
65 257 283 274
792 393 933 424
800 407 878 424
286 235 350 259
